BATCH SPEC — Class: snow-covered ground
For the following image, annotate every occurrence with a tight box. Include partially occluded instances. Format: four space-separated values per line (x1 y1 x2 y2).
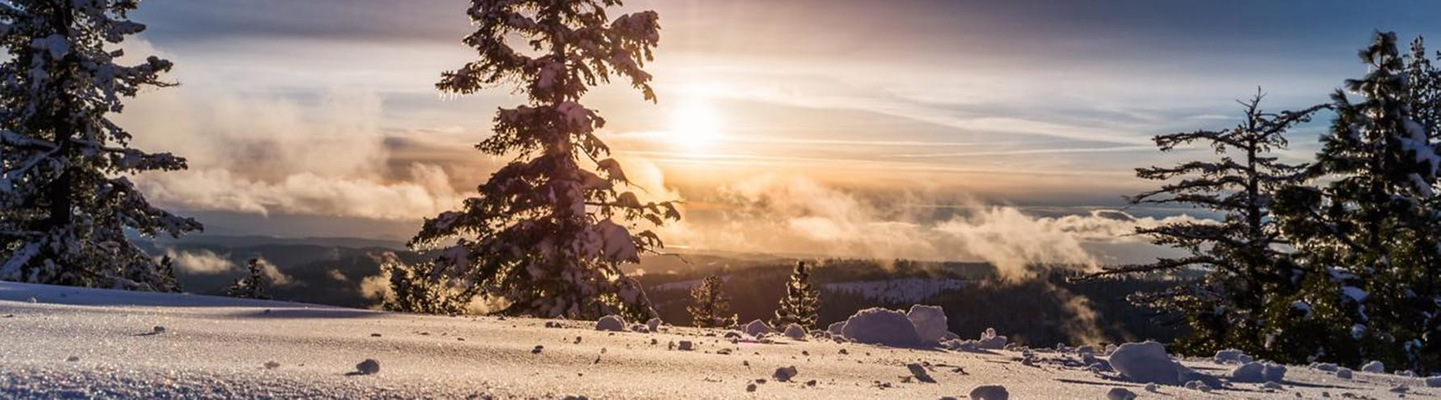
0 282 1426 399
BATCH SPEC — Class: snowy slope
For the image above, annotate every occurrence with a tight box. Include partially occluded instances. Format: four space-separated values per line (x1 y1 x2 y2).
0 282 1424 399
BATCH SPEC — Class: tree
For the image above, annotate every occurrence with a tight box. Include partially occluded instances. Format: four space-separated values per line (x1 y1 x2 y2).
406 0 677 321
225 259 271 300
0 0 200 291
377 254 471 316
1090 90 1325 359
687 275 736 328
773 261 820 329
1407 36 1441 137
1274 32 1441 371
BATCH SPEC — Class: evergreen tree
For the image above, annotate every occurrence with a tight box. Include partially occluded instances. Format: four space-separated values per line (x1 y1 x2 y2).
1091 90 1325 359
773 261 820 329
687 275 736 328
379 254 470 316
1274 32 1441 371
225 259 271 300
0 0 199 291
407 0 677 321
1407 36 1441 137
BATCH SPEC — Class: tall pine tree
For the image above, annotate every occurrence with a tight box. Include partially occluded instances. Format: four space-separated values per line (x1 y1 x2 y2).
0 0 199 291
687 275 735 328
772 261 820 329
408 0 678 321
1092 90 1325 359
1274 32 1441 371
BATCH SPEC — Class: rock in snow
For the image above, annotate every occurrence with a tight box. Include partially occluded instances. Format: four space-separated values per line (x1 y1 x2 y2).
743 320 773 337
839 308 922 347
355 359 380 375
595 315 625 332
1360 360 1385 373
968 385 1009 400
1106 387 1137 400
905 304 949 344
773 366 798 382
677 341 694 351
906 363 935 383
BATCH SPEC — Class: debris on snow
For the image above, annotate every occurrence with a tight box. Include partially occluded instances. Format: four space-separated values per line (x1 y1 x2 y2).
152 326 166 335
1106 387 1137 400
1336 368 1353 379
65 355 79 362
677 341 694 351
773 366 798 382
968 384 1009 400
532 345 544 354
1310 362 1338 372
1231 362 1285 383
264 361 280 369
1426 375 1441 387
905 304 949 344
839 308 922 347
647 317 662 333
826 321 845 336
1144 383 1157 392
1184 379 1213 392
745 383 756 392
355 359 380 375
595 315 625 332
976 328 1007 349
906 363 935 383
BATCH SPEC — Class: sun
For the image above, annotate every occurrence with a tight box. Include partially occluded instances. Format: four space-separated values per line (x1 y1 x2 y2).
668 100 724 153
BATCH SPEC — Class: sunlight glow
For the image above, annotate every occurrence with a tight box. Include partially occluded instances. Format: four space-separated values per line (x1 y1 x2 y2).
668 99 724 153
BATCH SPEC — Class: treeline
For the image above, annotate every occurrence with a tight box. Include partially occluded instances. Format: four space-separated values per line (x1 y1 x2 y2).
1098 32 1441 372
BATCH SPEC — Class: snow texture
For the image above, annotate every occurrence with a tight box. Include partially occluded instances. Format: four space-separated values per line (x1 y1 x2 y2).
0 282 1421 399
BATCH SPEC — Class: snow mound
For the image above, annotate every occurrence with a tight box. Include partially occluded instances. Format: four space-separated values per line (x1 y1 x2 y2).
1106 387 1136 400
1361 360 1384 373
839 308 922 347
826 321 845 335
969 385 1009 400
977 328 1006 349
1336 368 1353 379
783 323 807 340
646 317 662 333
1109 341 1216 386
1214 349 1252 365
906 304 949 344
595 315 625 332
743 320 773 337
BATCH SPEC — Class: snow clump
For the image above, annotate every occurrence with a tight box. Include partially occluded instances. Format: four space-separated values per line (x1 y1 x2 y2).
839 308 922 347
595 315 625 332
906 304 949 344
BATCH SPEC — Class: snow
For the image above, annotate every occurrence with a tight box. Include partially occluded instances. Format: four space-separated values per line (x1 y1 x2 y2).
1214 348 1253 364
1106 341 1218 386
0 282 1427 399
783 323 807 340
839 308 922 347
905 304 950 344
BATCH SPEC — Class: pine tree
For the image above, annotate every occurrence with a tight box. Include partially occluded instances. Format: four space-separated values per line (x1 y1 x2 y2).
1090 90 1325 359
1274 31 1441 371
687 275 735 328
772 261 820 329
225 259 271 300
0 0 200 291
1407 36 1441 137
407 0 677 321
379 254 470 316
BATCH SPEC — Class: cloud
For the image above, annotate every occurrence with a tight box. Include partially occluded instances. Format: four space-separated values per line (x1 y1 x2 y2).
164 249 235 275
660 174 1204 280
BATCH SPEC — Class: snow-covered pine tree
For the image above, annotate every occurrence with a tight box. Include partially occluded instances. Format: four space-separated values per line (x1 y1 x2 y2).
772 261 820 330
1274 32 1441 371
225 259 271 300
0 0 199 291
1089 90 1325 360
1407 36 1441 137
408 0 677 321
687 275 735 328
378 254 470 315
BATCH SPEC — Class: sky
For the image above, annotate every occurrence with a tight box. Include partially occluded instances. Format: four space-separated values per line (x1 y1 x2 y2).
115 0 1441 266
